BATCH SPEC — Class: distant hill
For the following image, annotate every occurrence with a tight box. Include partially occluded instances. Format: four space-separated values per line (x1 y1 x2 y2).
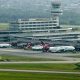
0 0 80 25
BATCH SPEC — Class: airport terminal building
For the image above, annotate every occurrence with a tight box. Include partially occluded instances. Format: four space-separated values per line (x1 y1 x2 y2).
10 2 62 34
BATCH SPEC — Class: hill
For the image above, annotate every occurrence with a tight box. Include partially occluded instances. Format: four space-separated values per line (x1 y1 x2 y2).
0 0 80 25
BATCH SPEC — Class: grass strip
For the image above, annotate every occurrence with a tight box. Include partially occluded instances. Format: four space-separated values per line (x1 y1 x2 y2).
0 72 80 80
0 63 79 72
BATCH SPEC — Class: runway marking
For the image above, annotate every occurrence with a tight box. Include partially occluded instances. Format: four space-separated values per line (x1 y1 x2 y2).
0 49 41 53
0 49 22 52
0 69 80 74
0 61 80 64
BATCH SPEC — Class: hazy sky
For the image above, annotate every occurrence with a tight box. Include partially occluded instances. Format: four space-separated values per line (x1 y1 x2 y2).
0 0 80 10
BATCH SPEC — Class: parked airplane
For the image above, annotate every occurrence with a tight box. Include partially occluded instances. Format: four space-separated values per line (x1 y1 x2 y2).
32 42 75 52
32 45 43 51
13 41 75 52
32 43 49 52
49 46 75 52
0 43 11 48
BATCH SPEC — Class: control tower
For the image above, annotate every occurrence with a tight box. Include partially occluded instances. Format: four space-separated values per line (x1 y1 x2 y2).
51 1 62 27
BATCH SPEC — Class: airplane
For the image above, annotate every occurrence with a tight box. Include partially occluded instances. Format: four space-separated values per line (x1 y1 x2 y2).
0 43 11 48
32 42 49 52
31 42 75 52
32 45 43 51
49 46 75 53
32 45 75 52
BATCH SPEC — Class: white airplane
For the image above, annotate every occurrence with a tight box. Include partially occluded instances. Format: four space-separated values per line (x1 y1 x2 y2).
32 45 43 51
49 46 75 52
0 43 11 48
32 45 75 52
